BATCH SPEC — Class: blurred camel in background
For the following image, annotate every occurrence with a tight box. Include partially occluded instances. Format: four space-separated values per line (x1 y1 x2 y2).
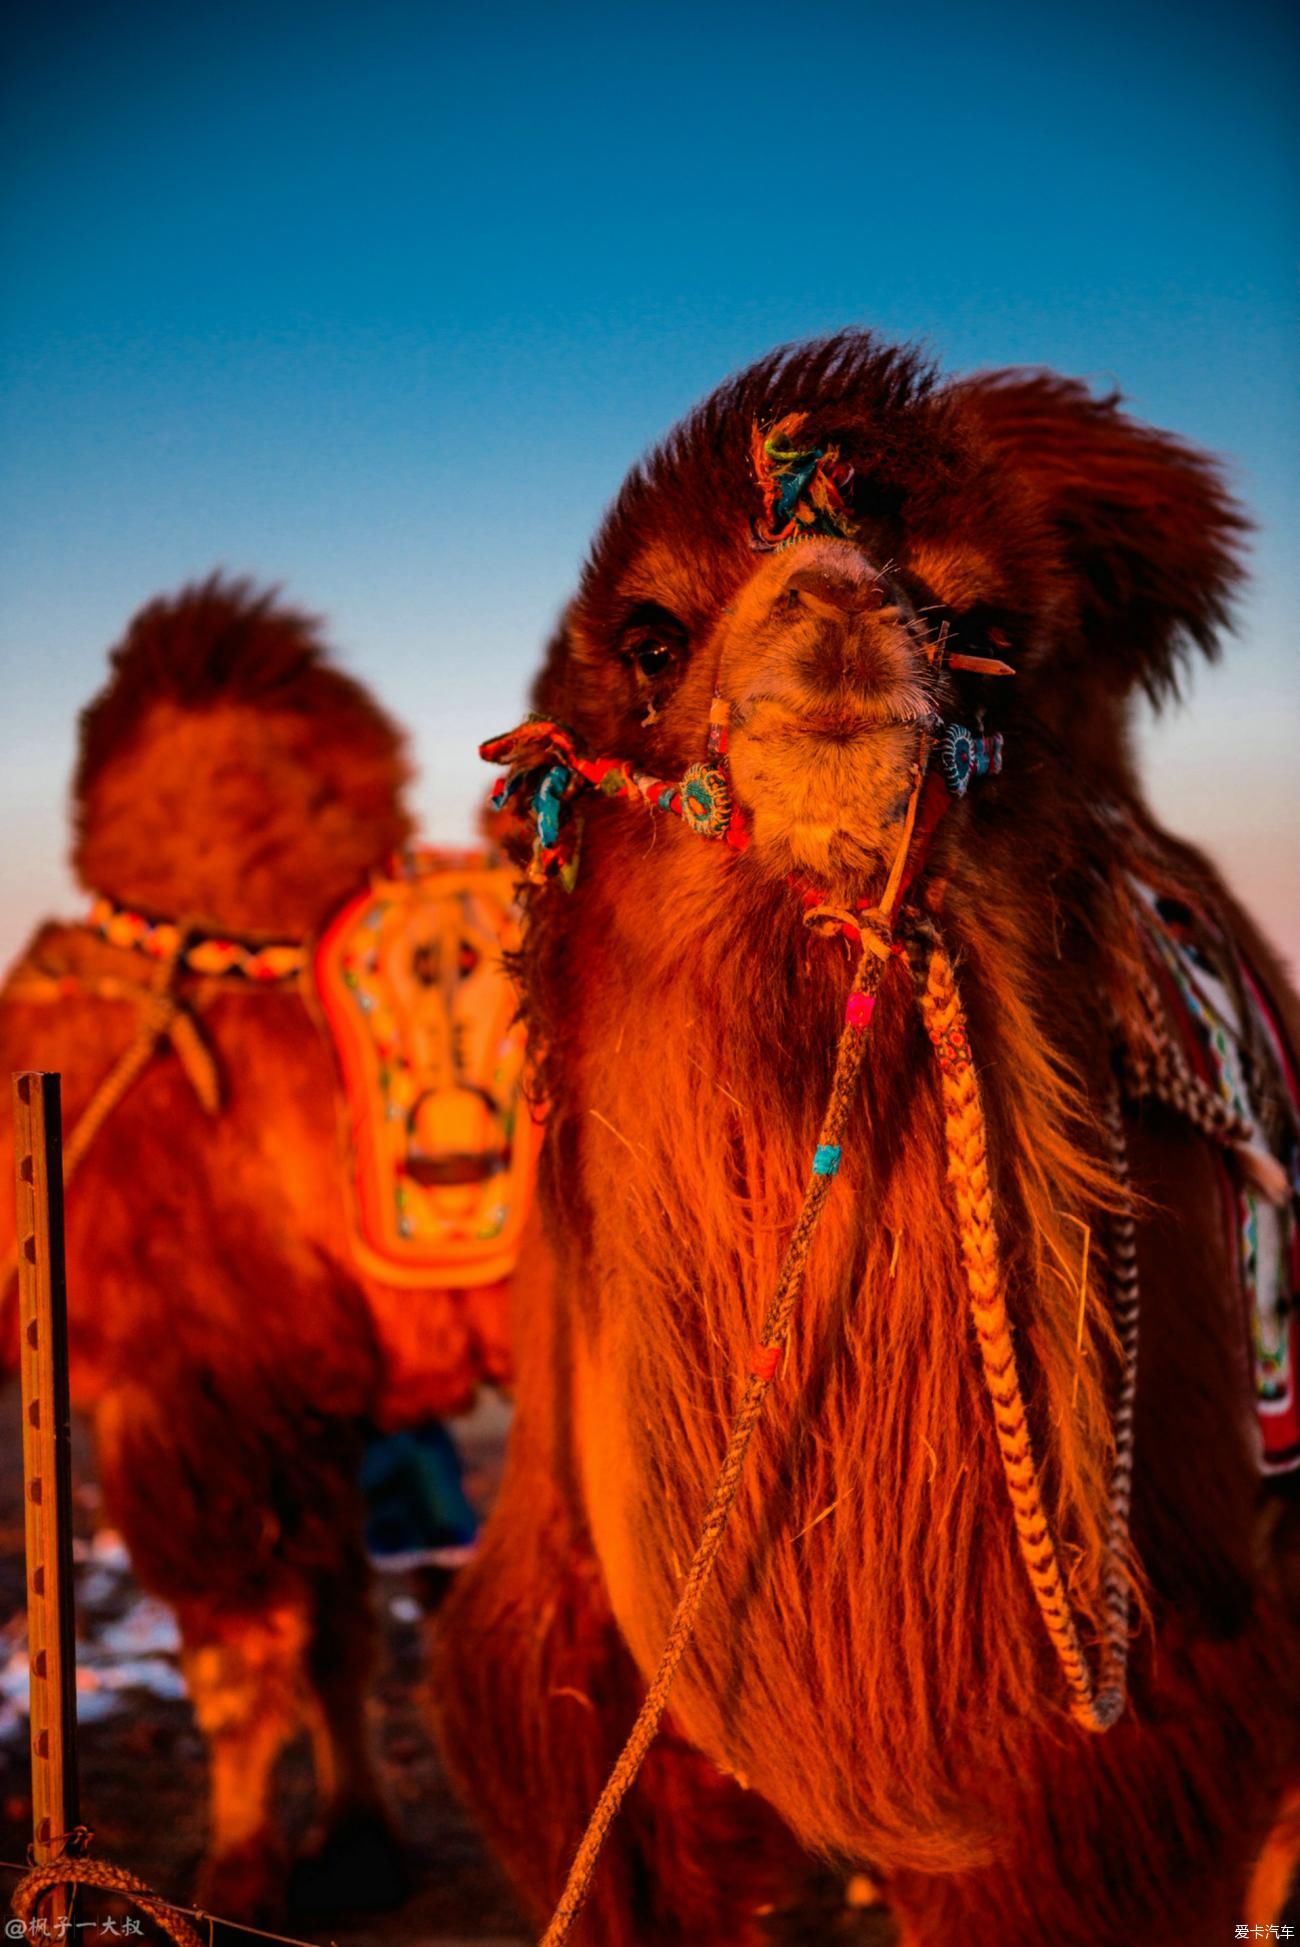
1 579 532 1920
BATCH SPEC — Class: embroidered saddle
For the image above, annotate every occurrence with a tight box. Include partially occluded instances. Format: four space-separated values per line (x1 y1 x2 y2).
1123 875 1300 1475
314 846 541 1291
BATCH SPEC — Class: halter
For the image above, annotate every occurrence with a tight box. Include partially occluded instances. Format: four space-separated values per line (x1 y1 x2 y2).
484 413 1008 918
481 682 1002 943
481 706 1004 956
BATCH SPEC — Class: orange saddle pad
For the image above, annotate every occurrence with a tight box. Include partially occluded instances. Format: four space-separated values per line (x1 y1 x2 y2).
315 847 541 1291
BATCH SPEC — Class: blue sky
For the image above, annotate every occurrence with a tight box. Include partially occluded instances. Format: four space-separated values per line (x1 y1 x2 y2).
2 0 1297 968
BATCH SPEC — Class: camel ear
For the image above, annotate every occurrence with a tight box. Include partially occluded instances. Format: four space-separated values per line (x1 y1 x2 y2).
959 372 1248 706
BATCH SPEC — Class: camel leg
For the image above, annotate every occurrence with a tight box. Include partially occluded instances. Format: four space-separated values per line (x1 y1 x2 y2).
94 1383 312 1919
290 1549 410 1913
94 1380 393 1921
307 1549 384 1829
179 1602 310 1922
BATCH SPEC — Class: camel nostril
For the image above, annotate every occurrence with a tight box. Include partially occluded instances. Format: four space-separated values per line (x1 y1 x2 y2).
784 564 884 619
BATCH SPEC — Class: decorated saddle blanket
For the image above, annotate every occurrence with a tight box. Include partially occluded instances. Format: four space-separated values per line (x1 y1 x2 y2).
1126 877 1300 1475
314 846 542 1292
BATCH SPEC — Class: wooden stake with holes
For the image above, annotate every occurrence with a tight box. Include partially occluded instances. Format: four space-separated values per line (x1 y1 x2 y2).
14 1072 82 1925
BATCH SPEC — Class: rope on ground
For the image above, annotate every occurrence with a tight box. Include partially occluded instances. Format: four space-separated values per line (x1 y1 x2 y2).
8 1858 204 1947
0 1856 333 1947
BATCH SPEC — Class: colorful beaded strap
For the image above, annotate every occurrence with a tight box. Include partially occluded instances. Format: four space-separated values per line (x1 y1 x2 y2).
481 710 1003 925
88 895 306 983
482 715 746 892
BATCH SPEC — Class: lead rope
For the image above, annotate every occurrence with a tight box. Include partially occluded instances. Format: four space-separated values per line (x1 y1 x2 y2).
1099 1082 1141 1696
539 934 887 1946
918 936 1139 1732
537 761 932 1946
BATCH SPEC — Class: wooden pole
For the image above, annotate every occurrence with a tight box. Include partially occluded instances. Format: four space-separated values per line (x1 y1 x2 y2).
13 1072 82 1924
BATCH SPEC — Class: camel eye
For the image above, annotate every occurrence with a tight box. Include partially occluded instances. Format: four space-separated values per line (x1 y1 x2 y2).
619 605 688 684
635 639 673 678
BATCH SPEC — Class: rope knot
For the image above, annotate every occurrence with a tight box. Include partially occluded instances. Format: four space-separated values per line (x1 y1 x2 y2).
141 993 178 1037
854 908 895 959
799 905 894 958
801 904 862 941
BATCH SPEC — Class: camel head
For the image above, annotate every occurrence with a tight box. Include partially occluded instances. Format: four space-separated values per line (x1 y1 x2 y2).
536 331 1245 899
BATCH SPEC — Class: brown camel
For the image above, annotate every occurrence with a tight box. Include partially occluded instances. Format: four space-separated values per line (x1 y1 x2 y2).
0 578 515 1919
432 331 1300 1944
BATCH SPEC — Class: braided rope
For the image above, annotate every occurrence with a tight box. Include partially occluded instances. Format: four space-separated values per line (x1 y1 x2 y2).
1122 946 1253 1147
1099 1083 1141 1691
60 994 180 1181
10 1858 204 1947
0 956 219 1302
539 939 890 1945
1121 958 1253 1148
919 937 1136 1732
0 1000 174 1304
6 968 224 1116
1123 1040 1251 1147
